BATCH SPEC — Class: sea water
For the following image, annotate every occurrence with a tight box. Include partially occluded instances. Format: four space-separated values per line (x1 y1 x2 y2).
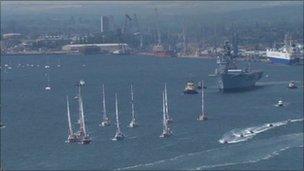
1 54 303 170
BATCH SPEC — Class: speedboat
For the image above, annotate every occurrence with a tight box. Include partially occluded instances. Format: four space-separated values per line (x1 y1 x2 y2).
288 81 297 89
183 81 198 94
45 86 51 91
197 115 207 121
267 123 273 127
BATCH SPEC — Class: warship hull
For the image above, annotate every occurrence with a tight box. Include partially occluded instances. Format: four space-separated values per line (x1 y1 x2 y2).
217 70 263 92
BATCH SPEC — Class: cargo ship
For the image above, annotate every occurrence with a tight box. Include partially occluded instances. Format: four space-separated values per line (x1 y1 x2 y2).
266 35 302 65
216 41 263 92
266 45 301 65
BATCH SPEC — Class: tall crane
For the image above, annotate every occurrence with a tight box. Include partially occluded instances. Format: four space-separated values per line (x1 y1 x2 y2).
133 14 143 49
122 14 132 35
154 8 161 45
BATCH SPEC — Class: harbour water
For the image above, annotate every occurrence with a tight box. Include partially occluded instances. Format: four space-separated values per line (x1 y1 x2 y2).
1 54 303 170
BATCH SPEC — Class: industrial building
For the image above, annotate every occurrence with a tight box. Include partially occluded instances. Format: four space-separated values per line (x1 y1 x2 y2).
62 43 130 54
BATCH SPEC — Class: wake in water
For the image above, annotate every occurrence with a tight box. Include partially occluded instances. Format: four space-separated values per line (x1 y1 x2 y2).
256 80 302 86
116 133 303 170
218 118 303 144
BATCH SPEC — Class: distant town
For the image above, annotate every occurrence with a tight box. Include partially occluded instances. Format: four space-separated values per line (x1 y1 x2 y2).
1 4 303 64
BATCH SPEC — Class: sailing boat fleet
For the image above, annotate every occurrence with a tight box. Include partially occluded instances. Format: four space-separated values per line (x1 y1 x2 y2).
65 80 208 144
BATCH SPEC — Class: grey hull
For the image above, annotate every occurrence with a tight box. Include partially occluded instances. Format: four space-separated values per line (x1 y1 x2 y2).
217 70 263 91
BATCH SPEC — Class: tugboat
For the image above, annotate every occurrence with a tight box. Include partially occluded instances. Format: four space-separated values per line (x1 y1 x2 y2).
128 84 138 128
99 84 110 127
183 81 198 94
288 81 297 89
160 91 172 138
112 94 125 141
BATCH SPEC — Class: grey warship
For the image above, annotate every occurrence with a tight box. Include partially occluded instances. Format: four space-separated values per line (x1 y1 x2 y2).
216 41 263 92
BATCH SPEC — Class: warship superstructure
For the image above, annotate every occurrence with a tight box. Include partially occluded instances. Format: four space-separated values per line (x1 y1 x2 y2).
216 41 263 92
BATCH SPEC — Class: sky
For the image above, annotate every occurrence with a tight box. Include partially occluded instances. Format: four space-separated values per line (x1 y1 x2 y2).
1 1 302 16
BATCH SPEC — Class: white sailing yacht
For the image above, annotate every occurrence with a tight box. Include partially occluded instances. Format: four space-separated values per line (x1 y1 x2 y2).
112 93 125 141
160 91 172 138
66 96 77 143
75 80 91 144
197 80 207 121
77 80 85 124
100 84 110 127
45 72 51 91
128 84 138 128
164 84 173 123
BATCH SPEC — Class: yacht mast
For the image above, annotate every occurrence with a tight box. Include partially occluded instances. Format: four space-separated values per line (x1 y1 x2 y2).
164 83 171 121
78 80 87 136
201 80 205 117
66 96 74 136
102 84 107 120
198 80 207 121
115 93 121 134
130 84 135 121
162 91 167 131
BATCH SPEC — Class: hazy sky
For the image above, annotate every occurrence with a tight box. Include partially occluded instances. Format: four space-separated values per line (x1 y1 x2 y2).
2 1 302 15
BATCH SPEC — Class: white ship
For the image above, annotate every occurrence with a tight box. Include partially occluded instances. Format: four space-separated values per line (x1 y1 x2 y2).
266 35 301 65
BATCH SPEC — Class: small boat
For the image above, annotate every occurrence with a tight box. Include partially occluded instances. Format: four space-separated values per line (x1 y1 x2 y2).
198 80 207 121
45 73 51 91
160 91 172 138
183 81 198 94
288 81 297 89
275 100 284 107
267 123 273 127
44 65 50 69
164 84 173 123
112 94 125 141
128 84 138 128
66 96 77 143
245 130 254 134
99 84 110 127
